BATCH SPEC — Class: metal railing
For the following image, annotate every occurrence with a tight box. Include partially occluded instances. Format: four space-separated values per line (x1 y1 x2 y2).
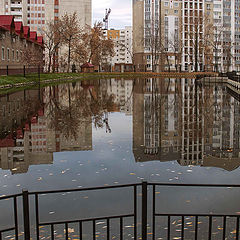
150 183 240 240
0 65 43 76
1 182 240 240
0 193 22 240
30 183 140 240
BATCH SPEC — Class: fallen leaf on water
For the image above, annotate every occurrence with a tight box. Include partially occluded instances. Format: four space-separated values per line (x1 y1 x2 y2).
96 222 105 225
64 228 74 233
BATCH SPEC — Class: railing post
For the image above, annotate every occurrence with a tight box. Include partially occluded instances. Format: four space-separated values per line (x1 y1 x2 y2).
6 65 8 76
23 65 26 77
142 181 147 240
22 190 30 240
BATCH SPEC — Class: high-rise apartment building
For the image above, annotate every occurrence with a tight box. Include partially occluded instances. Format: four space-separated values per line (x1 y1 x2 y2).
181 0 214 72
133 0 182 72
212 1 240 72
133 0 240 72
0 0 92 33
0 0 27 23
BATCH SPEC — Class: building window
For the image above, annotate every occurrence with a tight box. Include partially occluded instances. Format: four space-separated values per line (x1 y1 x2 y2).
1 47 5 60
16 50 19 61
12 49 15 61
7 48 10 61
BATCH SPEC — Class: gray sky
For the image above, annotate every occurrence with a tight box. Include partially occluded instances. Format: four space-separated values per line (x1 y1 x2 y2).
92 0 132 29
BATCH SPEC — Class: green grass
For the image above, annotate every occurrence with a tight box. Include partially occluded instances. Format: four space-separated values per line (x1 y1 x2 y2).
0 72 81 86
0 71 217 86
0 71 217 95
0 72 146 95
0 72 157 87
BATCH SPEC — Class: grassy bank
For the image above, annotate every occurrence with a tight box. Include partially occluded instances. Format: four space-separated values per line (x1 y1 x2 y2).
0 71 217 91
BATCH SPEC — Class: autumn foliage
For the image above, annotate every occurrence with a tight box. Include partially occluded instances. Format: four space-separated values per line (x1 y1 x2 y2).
43 13 115 73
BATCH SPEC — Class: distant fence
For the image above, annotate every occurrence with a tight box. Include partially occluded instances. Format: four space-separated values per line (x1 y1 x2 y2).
0 65 44 76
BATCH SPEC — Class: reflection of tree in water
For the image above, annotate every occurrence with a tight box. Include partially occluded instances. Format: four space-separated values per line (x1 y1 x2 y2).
45 82 115 139
88 87 115 129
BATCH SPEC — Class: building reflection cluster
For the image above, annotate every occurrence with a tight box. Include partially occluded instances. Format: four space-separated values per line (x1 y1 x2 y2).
133 78 240 171
0 78 240 174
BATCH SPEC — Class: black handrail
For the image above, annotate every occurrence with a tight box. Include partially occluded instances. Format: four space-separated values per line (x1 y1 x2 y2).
29 182 142 195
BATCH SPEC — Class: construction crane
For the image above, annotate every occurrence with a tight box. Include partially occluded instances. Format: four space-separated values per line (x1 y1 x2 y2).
103 8 111 30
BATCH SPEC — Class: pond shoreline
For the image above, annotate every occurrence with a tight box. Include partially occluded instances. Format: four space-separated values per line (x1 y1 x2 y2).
0 72 217 92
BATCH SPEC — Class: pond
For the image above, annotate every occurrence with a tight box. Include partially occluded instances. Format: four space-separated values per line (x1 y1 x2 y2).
1 77 240 239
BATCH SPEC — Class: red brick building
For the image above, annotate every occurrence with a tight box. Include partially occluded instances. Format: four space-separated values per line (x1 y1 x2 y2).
0 15 44 75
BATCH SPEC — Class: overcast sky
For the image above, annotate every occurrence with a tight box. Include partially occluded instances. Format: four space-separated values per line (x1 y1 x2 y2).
92 0 132 29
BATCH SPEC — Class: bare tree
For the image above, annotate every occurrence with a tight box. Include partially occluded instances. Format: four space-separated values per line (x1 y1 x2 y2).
168 35 183 72
204 24 225 72
184 13 213 72
42 21 61 73
58 12 81 72
117 42 135 71
81 22 114 70
223 42 234 72
21 47 43 68
145 25 164 72
72 42 88 69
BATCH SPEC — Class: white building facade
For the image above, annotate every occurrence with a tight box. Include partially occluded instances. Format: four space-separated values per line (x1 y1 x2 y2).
0 0 92 33
0 0 27 23
104 26 133 70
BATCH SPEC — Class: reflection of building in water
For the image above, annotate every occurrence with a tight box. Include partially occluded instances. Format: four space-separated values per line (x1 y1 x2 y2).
133 78 240 171
133 78 181 162
0 83 93 174
178 79 206 166
107 79 133 115
0 90 50 174
201 85 240 171
0 90 40 134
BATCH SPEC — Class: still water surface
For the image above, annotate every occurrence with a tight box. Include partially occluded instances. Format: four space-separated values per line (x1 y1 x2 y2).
1 78 240 239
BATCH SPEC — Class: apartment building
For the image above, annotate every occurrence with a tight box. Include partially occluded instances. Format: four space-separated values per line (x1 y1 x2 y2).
212 1 240 72
0 0 92 33
133 0 218 72
181 0 214 72
0 0 27 23
103 27 133 71
133 0 182 72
